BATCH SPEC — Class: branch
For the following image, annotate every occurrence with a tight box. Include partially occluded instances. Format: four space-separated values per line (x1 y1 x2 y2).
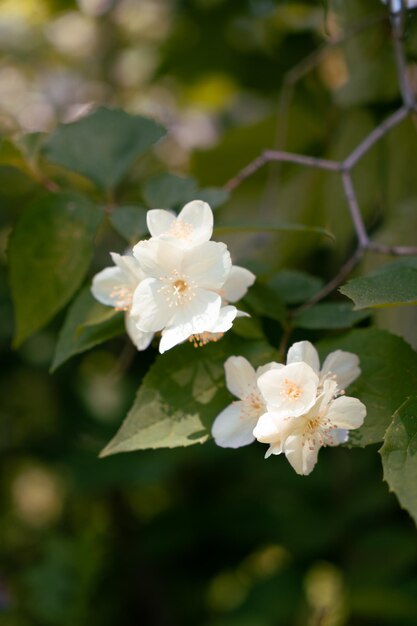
390 0 416 109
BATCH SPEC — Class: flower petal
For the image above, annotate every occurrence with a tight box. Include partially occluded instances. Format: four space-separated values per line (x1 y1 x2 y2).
256 361 283 378
325 395 366 430
184 241 232 290
223 265 256 302
207 305 237 333
211 402 256 448
321 350 361 390
326 428 349 447
146 209 176 237
159 289 221 352
253 411 286 447
178 200 213 245
286 340 320 374
284 434 320 476
91 266 129 307
224 356 257 399
133 239 184 278
131 277 173 331
125 314 154 351
257 362 319 418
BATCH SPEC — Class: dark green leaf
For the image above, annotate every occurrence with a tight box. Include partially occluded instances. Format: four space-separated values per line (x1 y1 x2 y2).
244 282 287 324
51 287 124 371
317 329 417 447
109 205 148 243
142 173 198 208
101 336 277 455
340 264 417 309
9 192 103 346
214 222 335 241
267 270 324 305
44 107 166 191
197 187 230 209
380 397 417 526
293 302 371 329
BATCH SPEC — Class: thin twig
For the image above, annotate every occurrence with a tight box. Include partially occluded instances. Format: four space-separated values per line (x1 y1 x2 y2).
295 247 365 313
343 106 409 169
390 1 416 109
340 171 369 248
225 150 340 191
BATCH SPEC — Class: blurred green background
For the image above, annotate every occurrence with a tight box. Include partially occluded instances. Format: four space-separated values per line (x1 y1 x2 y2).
2 0 417 624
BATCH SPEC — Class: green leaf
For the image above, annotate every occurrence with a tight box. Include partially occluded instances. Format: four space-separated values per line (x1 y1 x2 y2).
267 270 324 305
214 222 335 241
109 205 148 243
380 397 417 526
9 192 103 347
142 173 198 208
317 329 417 447
14 132 47 162
43 107 166 191
51 287 124 371
100 336 277 455
197 187 229 209
244 282 287 324
293 302 371 330
340 263 417 310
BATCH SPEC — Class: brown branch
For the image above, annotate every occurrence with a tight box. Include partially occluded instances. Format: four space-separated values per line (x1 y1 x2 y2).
390 0 416 109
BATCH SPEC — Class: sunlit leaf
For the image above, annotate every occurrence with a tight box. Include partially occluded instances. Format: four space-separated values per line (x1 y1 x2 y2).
9 192 103 346
317 329 417 447
101 337 277 455
380 397 417 526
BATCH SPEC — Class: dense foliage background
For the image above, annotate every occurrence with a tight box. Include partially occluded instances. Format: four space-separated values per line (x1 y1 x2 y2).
2 0 417 624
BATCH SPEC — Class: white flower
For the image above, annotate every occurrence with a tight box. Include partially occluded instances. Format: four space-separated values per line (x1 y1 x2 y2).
146 200 213 249
132 238 233 353
257 361 319 419
91 252 154 351
286 340 360 392
253 379 366 475
222 265 255 303
212 356 280 448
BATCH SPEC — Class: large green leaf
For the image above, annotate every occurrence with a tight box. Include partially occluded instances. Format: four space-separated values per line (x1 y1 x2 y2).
267 270 324 306
142 173 229 210
293 302 371 330
340 260 417 310
317 329 417 447
51 287 125 372
380 397 417 526
101 336 277 455
43 107 166 191
9 192 103 346
109 205 148 243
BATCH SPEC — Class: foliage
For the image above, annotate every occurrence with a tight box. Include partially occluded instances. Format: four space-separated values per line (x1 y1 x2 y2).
2 0 417 624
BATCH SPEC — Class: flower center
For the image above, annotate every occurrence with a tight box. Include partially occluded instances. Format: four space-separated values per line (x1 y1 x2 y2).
168 218 194 240
159 269 196 308
241 390 265 420
189 331 224 348
110 285 132 311
281 378 302 401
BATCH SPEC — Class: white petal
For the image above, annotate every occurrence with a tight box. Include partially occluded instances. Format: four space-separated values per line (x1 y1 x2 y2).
321 350 361 390
211 402 256 448
326 428 349 447
91 266 129 307
125 314 154 351
257 362 319 418
207 305 237 333
131 277 173 331
178 200 213 245
286 340 320 374
184 241 232 290
325 395 366 430
224 356 257 399
284 434 320 476
159 290 221 352
256 361 283 379
223 265 256 302
110 252 144 283
146 209 176 237
253 411 286 447
133 239 184 278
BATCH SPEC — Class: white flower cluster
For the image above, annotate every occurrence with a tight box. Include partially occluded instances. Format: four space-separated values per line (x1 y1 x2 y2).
91 200 255 353
212 340 366 475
